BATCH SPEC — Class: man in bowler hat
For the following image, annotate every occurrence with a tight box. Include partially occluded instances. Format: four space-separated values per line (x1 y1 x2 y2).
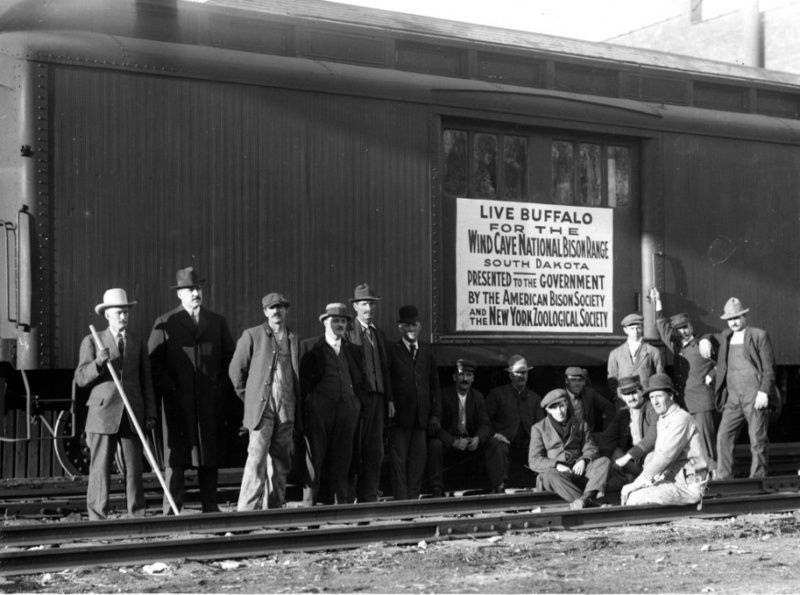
148 267 236 513
386 305 441 500
229 292 299 510
607 312 664 394
346 283 391 502
76 288 156 520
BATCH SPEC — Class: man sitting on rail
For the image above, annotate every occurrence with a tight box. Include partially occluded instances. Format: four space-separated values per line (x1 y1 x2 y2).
529 388 610 509
621 374 708 506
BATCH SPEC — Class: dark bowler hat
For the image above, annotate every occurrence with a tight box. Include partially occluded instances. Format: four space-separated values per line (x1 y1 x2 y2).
669 313 691 329
319 302 352 322
620 313 644 327
643 373 676 398
541 388 568 409
349 283 382 302
720 297 750 320
262 293 290 309
455 358 476 374
397 305 420 324
564 366 588 378
172 267 206 290
617 376 642 394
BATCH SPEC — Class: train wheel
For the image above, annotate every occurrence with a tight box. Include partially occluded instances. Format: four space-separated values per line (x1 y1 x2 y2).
53 410 89 478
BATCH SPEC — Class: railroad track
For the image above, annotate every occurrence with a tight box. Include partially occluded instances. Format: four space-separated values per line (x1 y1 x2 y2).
2 476 800 576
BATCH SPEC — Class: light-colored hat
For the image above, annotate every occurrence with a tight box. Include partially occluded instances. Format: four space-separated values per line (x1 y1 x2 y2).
95 288 137 315
262 293 290 309
319 302 352 322
506 354 533 373
564 366 588 379
643 373 676 398
542 388 568 409
620 313 644 327
720 297 749 320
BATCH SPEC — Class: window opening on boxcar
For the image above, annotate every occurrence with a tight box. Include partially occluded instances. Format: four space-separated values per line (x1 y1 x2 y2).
552 141 574 204
503 135 527 200
443 129 468 196
607 145 631 207
551 140 630 208
579 143 602 206
473 133 498 198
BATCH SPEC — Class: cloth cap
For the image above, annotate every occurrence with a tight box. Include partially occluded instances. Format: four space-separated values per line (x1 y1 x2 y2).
720 297 750 320
172 267 206 290
643 373 676 398
621 313 644 327
319 302 352 322
455 358 476 375
349 283 381 302
542 388 568 409
617 376 643 394
564 366 588 379
506 354 533 373
397 305 420 324
262 293 290 309
95 288 137 315
669 313 691 329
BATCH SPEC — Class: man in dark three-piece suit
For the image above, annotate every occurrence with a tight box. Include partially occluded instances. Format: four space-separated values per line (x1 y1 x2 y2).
148 267 236 513
75 288 157 521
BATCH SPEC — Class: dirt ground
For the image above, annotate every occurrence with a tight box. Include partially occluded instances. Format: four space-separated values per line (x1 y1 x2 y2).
3 511 800 593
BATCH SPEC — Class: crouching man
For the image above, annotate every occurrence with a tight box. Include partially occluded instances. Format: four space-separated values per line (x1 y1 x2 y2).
622 373 708 506
529 389 611 509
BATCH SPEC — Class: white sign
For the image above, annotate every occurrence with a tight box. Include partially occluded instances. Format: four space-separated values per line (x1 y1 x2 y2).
456 198 613 333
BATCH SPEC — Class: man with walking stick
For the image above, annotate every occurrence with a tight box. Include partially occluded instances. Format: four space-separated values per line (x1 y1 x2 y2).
75 288 158 520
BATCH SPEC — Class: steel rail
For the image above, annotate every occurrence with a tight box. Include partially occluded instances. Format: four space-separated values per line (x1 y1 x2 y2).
2 492 800 576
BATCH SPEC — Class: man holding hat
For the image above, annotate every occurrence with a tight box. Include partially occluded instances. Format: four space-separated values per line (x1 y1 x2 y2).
485 355 544 489
529 388 610 509
149 267 236 513
699 297 776 479
76 288 157 520
649 287 717 471
229 292 299 510
299 303 365 504
427 359 501 496
345 283 391 502
621 373 708 506
563 367 615 434
386 305 441 500
607 312 664 394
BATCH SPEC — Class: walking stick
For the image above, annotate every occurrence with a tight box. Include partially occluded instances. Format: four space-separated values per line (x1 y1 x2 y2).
90 325 180 516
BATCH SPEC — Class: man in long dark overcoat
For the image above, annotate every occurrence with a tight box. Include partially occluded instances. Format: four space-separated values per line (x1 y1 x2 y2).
148 267 236 513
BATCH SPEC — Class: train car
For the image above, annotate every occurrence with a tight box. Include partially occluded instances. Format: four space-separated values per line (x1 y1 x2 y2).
1 0 799 478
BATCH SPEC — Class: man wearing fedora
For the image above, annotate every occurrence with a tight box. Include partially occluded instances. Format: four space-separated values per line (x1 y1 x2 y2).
386 305 441 500
699 297 776 479
529 389 610 509
563 367 615 434
75 288 157 520
345 283 391 502
621 373 708 506
607 312 664 394
485 354 544 489
300 303 365 504
148 267 236 513
650 287 717 471
229 293 300 510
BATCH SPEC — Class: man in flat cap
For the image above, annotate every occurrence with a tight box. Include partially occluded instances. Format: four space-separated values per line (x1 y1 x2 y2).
76 288 156 520
563 366 615 434
345 283 391 502
149 267 236 513
649 287 717 471
485 355 544 489
621 374 708 506
229 293 299 510
427 359 501 496
386 305 441 500
607 312 664 394
699 297 777 479
300 303 365 504
529 388 610 509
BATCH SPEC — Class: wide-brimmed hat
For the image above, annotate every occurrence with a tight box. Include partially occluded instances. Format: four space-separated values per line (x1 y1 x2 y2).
455 358 476 375
564 366 588 379
669 313 691 329
397 305 420 324
262 293 290 309
617 376 643 394
620 313 644 327
171 267 206 290
720 297 749 320
319 302 352 322
349 283 382 302
643 373 676 398
542 388 568 409
506 354 533 373
95 288 137 315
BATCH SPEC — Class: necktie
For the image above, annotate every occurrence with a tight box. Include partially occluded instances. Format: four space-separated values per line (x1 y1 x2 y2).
117 333 125 361
410 343 417 360
192 310 199 325
458 397 467 435
365 325 374 345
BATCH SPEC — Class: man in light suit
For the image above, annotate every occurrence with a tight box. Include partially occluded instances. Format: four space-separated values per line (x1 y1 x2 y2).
229 292 300 510
75 288 157 521
700 298 776 479
607 313 664 394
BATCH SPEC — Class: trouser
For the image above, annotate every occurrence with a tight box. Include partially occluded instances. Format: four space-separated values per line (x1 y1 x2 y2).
162 465 218 513
237 414 294 511
389 425 426 500
625 469 707 506
536 457 611 503
692 409 718 471
426 436 504 492
715 392 769 479
349 391 386 502
86 416 145 521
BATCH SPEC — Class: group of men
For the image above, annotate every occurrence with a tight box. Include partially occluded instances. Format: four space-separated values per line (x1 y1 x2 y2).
75 269 775 519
